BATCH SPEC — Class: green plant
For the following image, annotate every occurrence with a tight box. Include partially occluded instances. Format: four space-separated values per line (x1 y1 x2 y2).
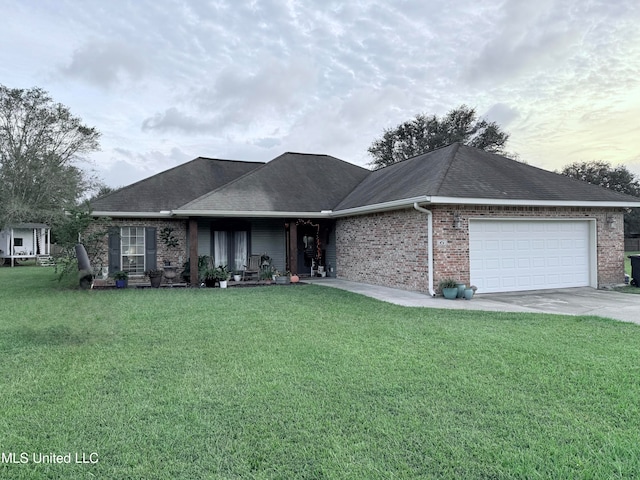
159 227 179 248
214 265 230 281
113 270 129 280
260 264 276 280
438 277 458 289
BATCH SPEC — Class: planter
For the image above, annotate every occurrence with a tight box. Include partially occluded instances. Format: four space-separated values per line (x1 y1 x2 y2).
275 276 290 285
149 274 163 288
464 288 474 300
456 283 466 298
115 279 128 289
442 287 458 299
204 278 217 288
163 266 177 286
233 274 241 282
220 280 228 289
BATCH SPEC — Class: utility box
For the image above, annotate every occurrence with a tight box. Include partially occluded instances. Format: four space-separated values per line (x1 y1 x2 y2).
629 255 640 287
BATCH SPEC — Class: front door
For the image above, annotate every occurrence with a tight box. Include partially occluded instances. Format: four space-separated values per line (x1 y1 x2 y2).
297 225 318 276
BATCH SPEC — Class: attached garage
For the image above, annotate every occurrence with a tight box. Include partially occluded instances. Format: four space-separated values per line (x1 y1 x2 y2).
469 219 596 293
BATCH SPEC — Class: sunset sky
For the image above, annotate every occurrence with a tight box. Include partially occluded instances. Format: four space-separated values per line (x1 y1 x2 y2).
3 0 640 188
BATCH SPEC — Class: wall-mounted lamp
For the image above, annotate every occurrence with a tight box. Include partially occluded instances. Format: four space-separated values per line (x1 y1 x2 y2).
453 212 461 229
606 214 615 229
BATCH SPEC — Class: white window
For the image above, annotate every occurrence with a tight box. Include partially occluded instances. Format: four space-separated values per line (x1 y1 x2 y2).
121 227 145 274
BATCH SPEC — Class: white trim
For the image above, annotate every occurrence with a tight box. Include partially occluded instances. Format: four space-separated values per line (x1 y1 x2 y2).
94 196 640 220
173 209 333 218
92 211 176 218
329 196 431 217
429 196 640 208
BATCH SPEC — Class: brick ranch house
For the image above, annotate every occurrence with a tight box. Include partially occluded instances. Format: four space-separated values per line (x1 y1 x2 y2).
90 143 640 294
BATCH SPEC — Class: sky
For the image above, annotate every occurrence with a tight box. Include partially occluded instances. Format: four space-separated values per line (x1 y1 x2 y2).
2 0 640 189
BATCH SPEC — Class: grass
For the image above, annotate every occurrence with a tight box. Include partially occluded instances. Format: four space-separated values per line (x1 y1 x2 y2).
1 267 640 479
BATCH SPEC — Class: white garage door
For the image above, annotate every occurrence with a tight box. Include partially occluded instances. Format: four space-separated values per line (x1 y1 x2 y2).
469 220 592 293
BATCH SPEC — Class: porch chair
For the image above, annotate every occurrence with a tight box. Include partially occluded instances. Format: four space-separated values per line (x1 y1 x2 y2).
242 254 261 281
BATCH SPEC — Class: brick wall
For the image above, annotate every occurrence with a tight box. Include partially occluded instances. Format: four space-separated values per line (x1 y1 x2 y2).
87 218 188 272
336 205 626 293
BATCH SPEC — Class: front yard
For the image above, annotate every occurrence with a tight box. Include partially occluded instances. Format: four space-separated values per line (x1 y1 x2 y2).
1 267 639 479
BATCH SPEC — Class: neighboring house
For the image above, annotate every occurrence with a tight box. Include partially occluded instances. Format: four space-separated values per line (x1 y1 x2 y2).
90 143 640 294
0 223 51 267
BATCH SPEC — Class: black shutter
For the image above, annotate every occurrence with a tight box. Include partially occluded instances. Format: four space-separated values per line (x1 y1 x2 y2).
108 227 120 275
145 227 157 271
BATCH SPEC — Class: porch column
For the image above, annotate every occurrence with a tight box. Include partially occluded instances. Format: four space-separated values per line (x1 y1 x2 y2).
288 220 297 275
10 228 14 267
189 218 198 286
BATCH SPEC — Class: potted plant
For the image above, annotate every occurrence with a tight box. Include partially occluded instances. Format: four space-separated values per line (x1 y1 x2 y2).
145 269 163 288
233 271 242 282
439 278 459 299
216 265 231 288
113 270 129 289
464 285 477 300
203 267 218 288
275 271 291 285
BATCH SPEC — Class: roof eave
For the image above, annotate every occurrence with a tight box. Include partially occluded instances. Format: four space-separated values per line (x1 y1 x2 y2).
172 209 333 218
331 196 431 217
428 196 640 208
92 211 177 218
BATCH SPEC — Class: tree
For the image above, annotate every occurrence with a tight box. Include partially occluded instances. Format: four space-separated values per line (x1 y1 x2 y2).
559 160 640 235
368 105 510 169
0 85 101 228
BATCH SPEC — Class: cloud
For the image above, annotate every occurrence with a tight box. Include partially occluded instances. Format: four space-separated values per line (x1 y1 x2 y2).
141 108 213 134
101 146 193 187
59 40 148 88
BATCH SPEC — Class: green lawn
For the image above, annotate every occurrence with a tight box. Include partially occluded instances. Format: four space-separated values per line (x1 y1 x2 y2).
1 268 640 479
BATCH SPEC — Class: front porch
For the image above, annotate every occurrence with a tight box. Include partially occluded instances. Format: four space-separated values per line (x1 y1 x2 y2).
0 223 52 267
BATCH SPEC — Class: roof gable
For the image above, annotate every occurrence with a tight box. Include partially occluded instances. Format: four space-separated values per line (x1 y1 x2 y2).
176 152 370 213
90 157 263 213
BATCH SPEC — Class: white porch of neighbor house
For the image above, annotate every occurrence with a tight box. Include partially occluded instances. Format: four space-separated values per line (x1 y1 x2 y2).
0 223 52 267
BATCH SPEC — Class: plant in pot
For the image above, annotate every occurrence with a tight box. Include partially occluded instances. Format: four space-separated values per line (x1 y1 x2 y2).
203 267 218 288
464 285 478 300
232 271 242 282
439 278 459 299
260 265 275 282
113 270 129 289
216 265 231 288
145 269 164 288
275 271 291 285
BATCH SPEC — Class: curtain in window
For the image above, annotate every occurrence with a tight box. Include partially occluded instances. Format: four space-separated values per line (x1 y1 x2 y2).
234 231 247 271
214 231 228 267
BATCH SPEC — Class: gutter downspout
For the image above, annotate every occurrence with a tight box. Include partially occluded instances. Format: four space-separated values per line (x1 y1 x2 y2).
413 203 436 297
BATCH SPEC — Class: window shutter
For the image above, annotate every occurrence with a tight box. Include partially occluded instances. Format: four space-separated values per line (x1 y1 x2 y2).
145 227 157 270
108 227 120 274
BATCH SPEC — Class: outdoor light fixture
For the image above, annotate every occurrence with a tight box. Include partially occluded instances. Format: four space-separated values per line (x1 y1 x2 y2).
453 212 461 229
606 214 615 228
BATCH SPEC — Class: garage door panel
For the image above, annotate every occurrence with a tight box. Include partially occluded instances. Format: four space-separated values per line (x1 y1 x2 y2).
470 220 591 293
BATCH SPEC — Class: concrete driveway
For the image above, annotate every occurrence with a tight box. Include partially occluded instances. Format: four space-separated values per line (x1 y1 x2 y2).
306 279 640 325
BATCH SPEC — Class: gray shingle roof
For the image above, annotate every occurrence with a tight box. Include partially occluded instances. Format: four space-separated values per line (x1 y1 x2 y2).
177 152 370 213
335 143 640 210
90 157 263 212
